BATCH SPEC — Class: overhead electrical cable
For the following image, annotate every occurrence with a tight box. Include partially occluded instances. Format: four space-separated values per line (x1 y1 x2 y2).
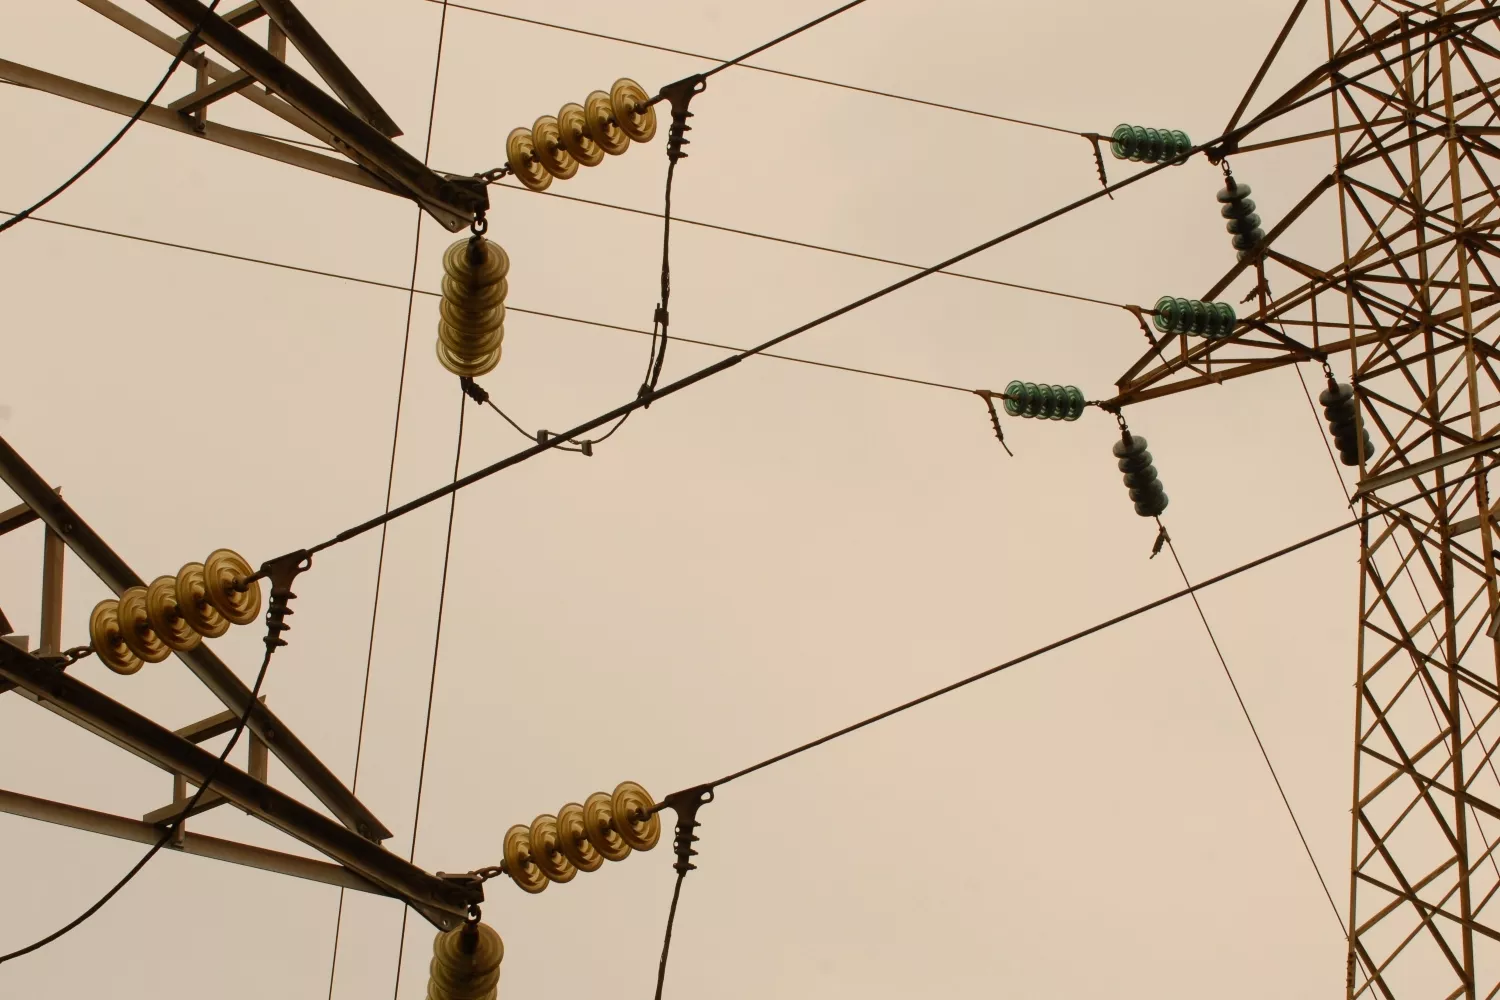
326 8 452 997
0 210 977 395
390 388 466 1000
282 36 1436 555
487 182 1129 309
1156 525 1348 932
0 0 224 236
426 0 1086 137
691 473 1490 793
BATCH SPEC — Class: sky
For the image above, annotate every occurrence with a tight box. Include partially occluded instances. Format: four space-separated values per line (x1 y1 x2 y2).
0 2 1376 998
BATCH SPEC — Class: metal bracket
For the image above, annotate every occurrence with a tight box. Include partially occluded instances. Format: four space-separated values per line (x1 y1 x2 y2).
0 431 391 841
0 640 480 929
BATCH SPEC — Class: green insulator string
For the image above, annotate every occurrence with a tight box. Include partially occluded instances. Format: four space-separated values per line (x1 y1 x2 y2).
1218 172 1266 261
1109 124 1192 164
1152 296 1237 339
1002 381 1086 421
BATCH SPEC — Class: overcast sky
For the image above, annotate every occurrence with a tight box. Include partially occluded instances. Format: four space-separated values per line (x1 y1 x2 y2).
0 2 1371 997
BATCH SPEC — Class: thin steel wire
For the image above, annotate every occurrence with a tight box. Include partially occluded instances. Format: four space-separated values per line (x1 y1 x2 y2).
1157 527 1348 934
702 0 871 79
391 387 466 1000
428 0 1084 136
0 210 976 396
488 183 1129 309
699 476 1489 791
306 137 1207 557
326 7 450 998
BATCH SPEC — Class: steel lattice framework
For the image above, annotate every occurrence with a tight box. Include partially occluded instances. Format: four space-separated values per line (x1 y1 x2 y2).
1115 2 1500 996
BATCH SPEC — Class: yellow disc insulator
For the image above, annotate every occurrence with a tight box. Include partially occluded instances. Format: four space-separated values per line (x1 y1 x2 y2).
611 780 661 852
89 599 143 675
529 813 578 883
503 824 548 893
436 237 509 378
203 549 261 626
531 115 579 180
145 574 200 652
583 90 630 156
427 920 503 1000
556 801 604 873
175 562 230 639
505 127 552 192
557 102 604 167
582 791 631 862
610 78 656 143
117 586 171 663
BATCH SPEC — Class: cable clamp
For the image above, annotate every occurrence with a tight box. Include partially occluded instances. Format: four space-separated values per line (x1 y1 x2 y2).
459 376 491 405
659 785 713 876
1082 133 1113 198
257 550 311 652
1150 524 1169 559
974 391 1013 457
657 74 707 163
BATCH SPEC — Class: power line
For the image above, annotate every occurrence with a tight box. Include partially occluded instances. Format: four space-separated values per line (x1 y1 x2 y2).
391 386 466 1000
488 183 1129 310
0 642 277 963
301 131 1209 559
697 478 1484 792
0 210 977 395
291 39 1433 558
429 0 1085 137
326 10 453 998
704 0 870 79
1156 525 1347 933
0 0 224 236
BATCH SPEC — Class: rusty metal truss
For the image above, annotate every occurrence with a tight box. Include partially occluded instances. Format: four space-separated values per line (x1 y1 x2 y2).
1113 3 1500 996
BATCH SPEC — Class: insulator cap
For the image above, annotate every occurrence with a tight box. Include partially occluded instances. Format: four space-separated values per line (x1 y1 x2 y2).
426 921 503 1000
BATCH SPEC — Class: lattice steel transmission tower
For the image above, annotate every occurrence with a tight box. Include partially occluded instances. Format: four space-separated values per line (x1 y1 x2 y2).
1114 3 1500 995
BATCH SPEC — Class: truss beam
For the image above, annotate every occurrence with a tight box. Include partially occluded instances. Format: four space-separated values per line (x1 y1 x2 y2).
0 641 476 928
0 431 392 843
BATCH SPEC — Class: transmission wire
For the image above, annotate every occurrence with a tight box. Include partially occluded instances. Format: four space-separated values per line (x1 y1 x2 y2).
0 210 977 397
0 0 223 236
1156 522 1348 934
391 386 466 1000
695 472 1487 792
427 0 1085 137
299 133 1212 559
326 6 451 998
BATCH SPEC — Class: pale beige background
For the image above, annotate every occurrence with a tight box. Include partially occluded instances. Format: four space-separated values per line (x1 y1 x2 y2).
1 2 1362 997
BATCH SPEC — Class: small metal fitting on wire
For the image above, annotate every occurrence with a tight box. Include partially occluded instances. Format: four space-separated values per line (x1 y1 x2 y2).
656 74 707 164
659 785 713 877
974 391 1014 457
258 550 311 653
